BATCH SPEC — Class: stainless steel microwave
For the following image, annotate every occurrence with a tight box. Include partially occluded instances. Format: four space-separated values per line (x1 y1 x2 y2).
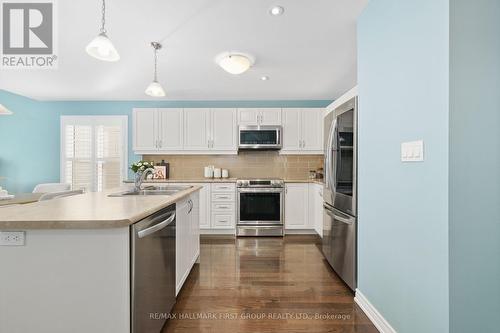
238 125 282 150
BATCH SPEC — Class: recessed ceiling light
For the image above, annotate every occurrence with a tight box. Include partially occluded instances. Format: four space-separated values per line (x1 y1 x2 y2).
269 6 284 16
261 76 269 81
215 52 255 75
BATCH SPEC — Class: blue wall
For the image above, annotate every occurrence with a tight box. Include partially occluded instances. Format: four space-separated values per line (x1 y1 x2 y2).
0 89 330 193
449 0 500 332
357 0 450 332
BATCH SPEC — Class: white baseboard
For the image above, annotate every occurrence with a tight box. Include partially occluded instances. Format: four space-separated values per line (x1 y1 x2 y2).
354 289 397 333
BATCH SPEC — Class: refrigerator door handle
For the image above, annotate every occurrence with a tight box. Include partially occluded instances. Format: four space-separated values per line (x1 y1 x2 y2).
325 118 337 192
323 206 354 225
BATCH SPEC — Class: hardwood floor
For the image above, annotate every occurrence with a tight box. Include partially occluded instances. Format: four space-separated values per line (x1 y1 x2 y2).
163 235 378 333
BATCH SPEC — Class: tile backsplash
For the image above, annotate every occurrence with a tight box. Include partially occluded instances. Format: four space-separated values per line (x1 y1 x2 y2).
143 152 323 180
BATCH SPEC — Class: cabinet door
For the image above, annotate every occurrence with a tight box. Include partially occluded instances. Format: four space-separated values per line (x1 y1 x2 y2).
285 183 309 229
282 108 301 151
315 184 324 237
158 108 183 150
211 108 237 151
184 108 209 150
189 192 200 264
176 198 190 294
237 108 260 125
301 108 324 152
198 184 211 229
133 108 157 151
260 108 282 125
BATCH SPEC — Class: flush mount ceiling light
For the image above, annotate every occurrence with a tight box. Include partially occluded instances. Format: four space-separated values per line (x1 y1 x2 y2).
0 104 13 115
215 52 255 75
86 0 120 62
145 42 166 97
261 76 270 81
269 6 285 16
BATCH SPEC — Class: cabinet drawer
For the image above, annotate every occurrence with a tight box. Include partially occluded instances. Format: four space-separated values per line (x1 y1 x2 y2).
212 214 235 228
211 192 235 202
211 183 236 192
212 202 235 212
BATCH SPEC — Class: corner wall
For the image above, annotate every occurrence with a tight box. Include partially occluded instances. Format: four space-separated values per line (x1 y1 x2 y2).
357 0 450 332
449 0 500 331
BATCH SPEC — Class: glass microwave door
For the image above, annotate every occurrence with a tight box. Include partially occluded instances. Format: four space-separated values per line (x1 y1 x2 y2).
240 130 278 145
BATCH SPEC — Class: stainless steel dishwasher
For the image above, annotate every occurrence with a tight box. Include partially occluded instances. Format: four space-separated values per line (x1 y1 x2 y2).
131 204 176 333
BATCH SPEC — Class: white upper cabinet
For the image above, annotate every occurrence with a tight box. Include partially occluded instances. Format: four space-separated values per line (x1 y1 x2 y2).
133 108 158 151
211 108 237 151
282 108 301 151
158 108 183 150
260 108 282 125
301 108 323 152
281 108 324 154
238 109 260 125
184 108 210 150
237 108 282 126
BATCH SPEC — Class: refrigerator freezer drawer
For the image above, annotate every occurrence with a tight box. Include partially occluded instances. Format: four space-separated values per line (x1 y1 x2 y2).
322 206 357 290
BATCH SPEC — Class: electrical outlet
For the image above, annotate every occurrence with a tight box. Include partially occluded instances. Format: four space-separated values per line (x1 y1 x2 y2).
0 231 26 246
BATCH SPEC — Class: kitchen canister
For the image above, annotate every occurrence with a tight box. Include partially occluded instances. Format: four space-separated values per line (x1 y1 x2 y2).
213 168 222 178
222 169 229 178
204 166 214 178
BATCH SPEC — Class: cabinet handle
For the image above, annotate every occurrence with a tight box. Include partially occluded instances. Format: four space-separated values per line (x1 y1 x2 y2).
188 199 193 214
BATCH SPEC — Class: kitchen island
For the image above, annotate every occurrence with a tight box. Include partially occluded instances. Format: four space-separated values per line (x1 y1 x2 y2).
0 185 201 333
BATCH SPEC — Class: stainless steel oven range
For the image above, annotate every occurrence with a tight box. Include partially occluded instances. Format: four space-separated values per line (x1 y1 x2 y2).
236 178 284 236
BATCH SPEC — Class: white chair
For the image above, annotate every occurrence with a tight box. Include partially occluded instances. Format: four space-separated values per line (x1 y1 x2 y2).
38 189 84 202
33 183 71 193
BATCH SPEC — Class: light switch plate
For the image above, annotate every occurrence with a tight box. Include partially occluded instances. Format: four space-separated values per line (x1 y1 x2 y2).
0 231 26 246
401 140 424 162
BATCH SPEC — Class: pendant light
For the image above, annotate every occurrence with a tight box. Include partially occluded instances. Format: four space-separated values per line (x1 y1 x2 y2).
0 104 13 115
145 42 166 97
86 0 120 62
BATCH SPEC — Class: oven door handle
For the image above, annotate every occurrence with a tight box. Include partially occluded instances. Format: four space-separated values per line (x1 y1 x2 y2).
237 188 284 193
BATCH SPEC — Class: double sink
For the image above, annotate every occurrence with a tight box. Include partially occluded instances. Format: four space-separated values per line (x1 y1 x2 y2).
109 185 193 197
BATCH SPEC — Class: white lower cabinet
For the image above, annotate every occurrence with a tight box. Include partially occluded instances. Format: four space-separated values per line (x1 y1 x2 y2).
284 183 310 229
174 182 235 233
309 183 324 237
175 192 200 295
210 183 236 230
284 182 324 235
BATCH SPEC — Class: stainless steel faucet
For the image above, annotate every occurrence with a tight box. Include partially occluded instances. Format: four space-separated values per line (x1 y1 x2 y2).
134 168 154 192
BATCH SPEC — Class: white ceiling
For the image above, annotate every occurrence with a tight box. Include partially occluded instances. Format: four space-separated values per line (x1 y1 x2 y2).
0 0 367 101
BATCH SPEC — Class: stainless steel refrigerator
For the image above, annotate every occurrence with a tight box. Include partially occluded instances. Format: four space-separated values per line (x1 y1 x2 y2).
322 96 357 291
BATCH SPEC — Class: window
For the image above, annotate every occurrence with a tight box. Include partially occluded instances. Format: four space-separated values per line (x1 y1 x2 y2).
61 116 128 192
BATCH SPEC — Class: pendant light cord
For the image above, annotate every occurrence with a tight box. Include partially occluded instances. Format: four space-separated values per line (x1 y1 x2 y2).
154 47 158 82
100 0 106 33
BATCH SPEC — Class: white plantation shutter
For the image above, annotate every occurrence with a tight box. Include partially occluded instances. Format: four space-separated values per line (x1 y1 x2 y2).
61 116 127 192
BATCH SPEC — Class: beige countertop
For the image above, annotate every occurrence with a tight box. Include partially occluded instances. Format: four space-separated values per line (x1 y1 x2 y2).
0 186 201 230
124 178 238 184
125 178 324 185
0 193 43 206
284 179 325 185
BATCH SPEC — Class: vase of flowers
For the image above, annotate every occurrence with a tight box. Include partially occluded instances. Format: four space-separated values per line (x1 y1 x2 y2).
130 161 155 187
